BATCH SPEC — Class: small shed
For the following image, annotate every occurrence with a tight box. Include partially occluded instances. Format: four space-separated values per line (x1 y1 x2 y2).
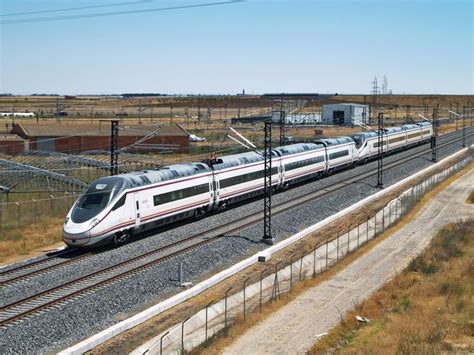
10 123 189 153
322 103 369 126
0 134 26 155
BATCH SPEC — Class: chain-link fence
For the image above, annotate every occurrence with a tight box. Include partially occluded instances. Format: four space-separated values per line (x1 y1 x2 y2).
0 192 81 230
141 152 472 355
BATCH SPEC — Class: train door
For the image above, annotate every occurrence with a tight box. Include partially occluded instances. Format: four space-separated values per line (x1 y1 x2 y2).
210 172 220 209
279 157 286 186
134 193 140 227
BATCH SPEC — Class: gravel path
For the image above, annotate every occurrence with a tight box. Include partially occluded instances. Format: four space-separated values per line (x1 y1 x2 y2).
0 130 470 354
223 168 474 355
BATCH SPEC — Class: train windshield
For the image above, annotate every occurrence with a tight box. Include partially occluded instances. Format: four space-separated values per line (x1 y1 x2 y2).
351 135 365 149
71 177 128 223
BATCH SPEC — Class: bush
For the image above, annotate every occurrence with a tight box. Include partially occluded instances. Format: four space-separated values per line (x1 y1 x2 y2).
408 256 437 275
394 296 412 313
438 280 464 296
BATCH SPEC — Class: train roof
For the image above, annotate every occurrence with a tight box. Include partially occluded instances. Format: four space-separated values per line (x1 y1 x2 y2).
211 150 267 170
313 136 354 146
402 124 420 130
274 143 324 156
416 121 432 127
118 162 211 187
385 127 403 134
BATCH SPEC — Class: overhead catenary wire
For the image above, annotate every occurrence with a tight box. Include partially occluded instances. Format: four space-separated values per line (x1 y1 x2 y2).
0 0 151 17
0 0 244 25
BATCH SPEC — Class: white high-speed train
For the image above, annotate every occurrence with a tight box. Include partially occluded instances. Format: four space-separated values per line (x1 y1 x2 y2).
63 122 432 248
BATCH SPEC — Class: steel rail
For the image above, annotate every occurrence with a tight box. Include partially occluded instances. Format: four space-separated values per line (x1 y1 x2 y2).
0 250 96 287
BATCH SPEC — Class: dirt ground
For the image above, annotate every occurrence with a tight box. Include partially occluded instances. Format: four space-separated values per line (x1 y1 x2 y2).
222 168 474 354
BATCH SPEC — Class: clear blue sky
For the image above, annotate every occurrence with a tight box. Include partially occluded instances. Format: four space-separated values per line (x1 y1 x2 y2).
0 0 472 95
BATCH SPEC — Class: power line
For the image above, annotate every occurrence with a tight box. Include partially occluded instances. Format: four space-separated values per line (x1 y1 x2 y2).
0 0 244 25
0 0 151 17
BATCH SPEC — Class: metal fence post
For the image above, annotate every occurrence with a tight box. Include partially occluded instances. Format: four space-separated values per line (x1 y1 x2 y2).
224 287 233 332
243 277 250 322
313 243 318 278
181 316 190 354
389 202 392 226
325 237 329 269
299 251 304 281
272 260 282 301
382 206 385 232
260 269 267 313
374 212 377 236
290 253 298 293
160 331 169 355
16 202 20 227
347 226 350 254
366 216 369 243
205 301 214 341
357 223 360 248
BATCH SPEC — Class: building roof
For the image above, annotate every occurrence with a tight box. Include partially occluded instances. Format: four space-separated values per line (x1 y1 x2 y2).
11 123 189 138
0 134 25 141
323 103 369 107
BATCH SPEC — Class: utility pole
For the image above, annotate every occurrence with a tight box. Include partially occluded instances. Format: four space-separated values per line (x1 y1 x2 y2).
362 107 367 126
138 99 142 125
462 107 466 147
279 97 285 146
110 120 119 176
376 112 384 189
56 97 61 124
431 108 437 162
262 120 274 245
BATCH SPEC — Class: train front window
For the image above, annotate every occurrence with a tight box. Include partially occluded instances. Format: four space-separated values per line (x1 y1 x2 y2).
78 192 110 209
71 177 128 223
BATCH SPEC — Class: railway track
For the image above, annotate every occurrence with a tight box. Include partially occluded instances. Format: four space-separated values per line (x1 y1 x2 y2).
0 129 471 328
0 248 91 284
0 249 99 287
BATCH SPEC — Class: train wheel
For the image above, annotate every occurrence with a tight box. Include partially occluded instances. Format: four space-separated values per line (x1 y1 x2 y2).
113 232 130 247
194 207 206 219
218 201 228 212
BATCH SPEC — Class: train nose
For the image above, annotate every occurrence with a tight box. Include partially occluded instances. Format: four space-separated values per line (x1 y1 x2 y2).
63 225 91 246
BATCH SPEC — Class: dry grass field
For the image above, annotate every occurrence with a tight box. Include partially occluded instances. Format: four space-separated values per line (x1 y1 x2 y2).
310 219 474 354
0 217 64 265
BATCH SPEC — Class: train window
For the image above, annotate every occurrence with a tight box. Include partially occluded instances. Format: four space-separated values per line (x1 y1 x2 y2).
373 141 388 148
153 183 209 206
329 150 349 160
219 167 279 188
112 195 126 211
407 132 421 139
388 136 405 144
136 201 139 210
284 156 324 171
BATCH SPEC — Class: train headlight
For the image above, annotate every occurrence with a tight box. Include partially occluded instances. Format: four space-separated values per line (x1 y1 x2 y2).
89 218 100 229
64 217 69 225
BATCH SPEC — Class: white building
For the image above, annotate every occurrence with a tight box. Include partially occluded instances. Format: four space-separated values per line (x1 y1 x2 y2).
271 111 321 125
0 112 35 118
322 103 369 126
